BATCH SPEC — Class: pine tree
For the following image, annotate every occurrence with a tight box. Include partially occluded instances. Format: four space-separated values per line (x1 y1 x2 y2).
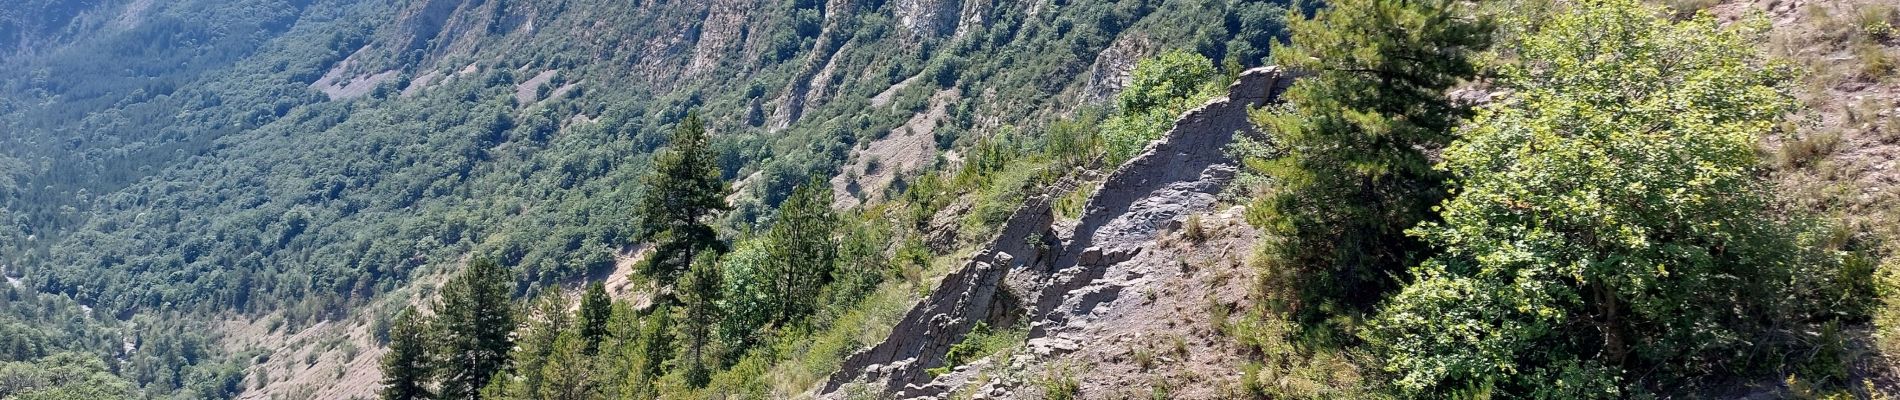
625 306 672 400
635 113 729 294
824 217 889 310
597 301 642 399
431 258 516 400
679 252 722 388
1245 0 1492 320
763 178 837 327
534 330 596 400
577 281 611 356
379 306 432 400
494 291 571 399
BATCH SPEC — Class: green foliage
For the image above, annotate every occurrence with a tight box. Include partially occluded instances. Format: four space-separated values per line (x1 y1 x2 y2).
825 215 892 310
532 329 599 400
1042 109 1105 169
764 178 839 327
1244 0 1492 322
628 305 674 400
578 282 611 356
1037 363 1082 400
380 306 433 400
923 322 1025 377
0 352 136 400
1103 50 1223 165
1119 50 1221 116
680 251 724 388
954 129 1063 240
1228 309 1381 398
494 291 573 398
1880 259 1900 356
0 0 1298 397
1857 4 1897 41
1367 1 1845 396
431 258 516 400
715 239 776 358
637 113 731 291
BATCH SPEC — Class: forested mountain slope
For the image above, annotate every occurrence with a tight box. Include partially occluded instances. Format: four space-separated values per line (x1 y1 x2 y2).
2 0 1898 398
5 0 1288 316
0 0 1294 398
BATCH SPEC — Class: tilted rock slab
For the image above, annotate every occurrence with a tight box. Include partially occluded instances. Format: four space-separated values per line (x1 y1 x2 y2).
821 66 1299 398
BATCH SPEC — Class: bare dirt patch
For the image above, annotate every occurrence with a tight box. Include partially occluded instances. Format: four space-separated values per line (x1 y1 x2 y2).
870 74 923 108
1712 0 1900 229
831 89 958 208
229 316 384 400
310 48 398 100
226 269 454 400
514 69 559 105
401 71 443 97
110 0 155 32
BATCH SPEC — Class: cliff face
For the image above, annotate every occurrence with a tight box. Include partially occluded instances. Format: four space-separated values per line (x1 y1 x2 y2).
823 67 1300 399
894 0 961 39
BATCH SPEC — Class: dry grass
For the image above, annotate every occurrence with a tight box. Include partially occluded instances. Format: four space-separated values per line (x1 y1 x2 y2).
1229 309 1377 399
1779 129 1843 169
1854 41 1897 81
1664 0 1720 20
1811 3 1899 47
1184 214 1207 242
1756 2 1900 395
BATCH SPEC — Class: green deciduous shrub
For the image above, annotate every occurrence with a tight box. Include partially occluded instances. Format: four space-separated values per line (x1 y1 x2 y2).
1367 1 1857 396
1103 50 1223 166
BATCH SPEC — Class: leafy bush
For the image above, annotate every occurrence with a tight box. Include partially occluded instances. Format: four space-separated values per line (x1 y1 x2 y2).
717 239 776 356
1368 2 1851 396
1103 50 1222 165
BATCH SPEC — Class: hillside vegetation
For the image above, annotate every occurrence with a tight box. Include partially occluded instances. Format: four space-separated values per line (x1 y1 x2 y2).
0 0 1895 399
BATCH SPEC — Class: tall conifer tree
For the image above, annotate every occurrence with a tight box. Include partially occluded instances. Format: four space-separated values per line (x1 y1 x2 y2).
625 306 673 400
494 291 571 398
380 306 432 400
635 113 729 294
577 281 611 356
764 178 837 327
1245 0 1492 320
534 330 596 400
679 252 722 388
431 258 515 400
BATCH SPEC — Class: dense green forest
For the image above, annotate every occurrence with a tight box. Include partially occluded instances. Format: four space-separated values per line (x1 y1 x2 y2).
1 0 1897 398
0 0 1298 397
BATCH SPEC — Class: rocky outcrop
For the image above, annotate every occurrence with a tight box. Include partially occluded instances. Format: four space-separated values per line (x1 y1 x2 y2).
1081 34 1152 104
310 48 399 100
1034 66 1296 327
389 0 465 54
951 0 997 39
820 67 1300 398
895 0 962 39
820 194 1057 396
688 0 749 76
768 0 858 131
